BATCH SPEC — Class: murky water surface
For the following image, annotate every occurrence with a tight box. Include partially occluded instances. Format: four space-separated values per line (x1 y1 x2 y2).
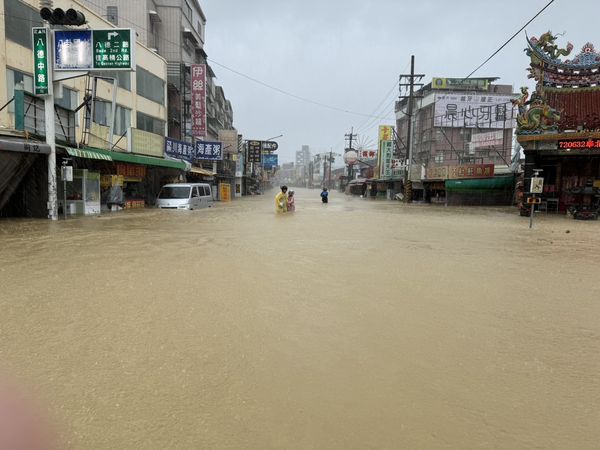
1 189 599 449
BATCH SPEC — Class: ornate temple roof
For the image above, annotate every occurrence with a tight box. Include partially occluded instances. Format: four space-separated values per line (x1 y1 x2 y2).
526 33 600 88
514 32 600 136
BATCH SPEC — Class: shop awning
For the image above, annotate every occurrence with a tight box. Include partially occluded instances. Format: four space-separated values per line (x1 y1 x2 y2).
85 147 187 170
189 166 216 176
65 147 113 161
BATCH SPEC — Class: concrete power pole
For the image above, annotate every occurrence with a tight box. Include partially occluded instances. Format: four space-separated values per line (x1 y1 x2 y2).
41 0 57 220
344 127 357 182
398 55 424 203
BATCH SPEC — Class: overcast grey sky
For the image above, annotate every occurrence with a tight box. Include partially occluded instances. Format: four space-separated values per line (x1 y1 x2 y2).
202 0 593 163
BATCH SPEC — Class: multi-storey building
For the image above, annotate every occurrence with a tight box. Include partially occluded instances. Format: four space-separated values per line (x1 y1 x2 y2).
0 0 184 217
82 0 234 143
395 77 518 204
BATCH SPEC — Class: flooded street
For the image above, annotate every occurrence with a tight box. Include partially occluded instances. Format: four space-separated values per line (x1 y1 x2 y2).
1 189 599 449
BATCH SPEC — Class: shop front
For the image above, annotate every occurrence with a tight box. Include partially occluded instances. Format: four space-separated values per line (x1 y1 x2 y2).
514 32 600 217
0 137 50 218
520 136 600 214
60 146 187 212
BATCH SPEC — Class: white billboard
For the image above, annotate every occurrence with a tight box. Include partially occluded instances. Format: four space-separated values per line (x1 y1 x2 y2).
469 130 505 150
434 93 516 129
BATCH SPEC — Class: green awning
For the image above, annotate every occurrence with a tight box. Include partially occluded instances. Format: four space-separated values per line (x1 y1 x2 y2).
65 147 113 161
445 175 515 192
86 147 187 170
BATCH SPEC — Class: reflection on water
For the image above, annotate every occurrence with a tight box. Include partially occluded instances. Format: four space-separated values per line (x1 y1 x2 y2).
1 188 599 449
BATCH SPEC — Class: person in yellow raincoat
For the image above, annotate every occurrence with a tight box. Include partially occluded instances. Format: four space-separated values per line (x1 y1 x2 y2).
275 185 288 213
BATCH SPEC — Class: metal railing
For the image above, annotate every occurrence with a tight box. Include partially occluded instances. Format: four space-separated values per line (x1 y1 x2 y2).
23 93 76 144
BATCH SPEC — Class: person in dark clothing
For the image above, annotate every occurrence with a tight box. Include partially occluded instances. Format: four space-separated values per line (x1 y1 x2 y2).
320 187 329 204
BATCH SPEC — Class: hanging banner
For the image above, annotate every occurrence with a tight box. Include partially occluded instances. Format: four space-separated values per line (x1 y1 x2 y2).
195 140 222 161
191 64 206 138
433 93 516 129
165 137 194 162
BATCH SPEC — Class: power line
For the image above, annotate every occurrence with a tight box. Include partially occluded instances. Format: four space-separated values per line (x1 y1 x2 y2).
207 58 390 120
463 0 556 80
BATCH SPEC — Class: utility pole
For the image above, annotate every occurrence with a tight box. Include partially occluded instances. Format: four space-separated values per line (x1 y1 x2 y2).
328 148 333 189
345 127 357 182
398 55 424 203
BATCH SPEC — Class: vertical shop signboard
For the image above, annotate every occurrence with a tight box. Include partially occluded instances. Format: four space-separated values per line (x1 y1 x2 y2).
247 140 262 163
191 64 206 138
32 28 49 95
380 140 394 178
377 125 394 178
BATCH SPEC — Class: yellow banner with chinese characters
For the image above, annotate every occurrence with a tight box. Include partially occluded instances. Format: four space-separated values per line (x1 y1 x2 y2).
378 125 394 142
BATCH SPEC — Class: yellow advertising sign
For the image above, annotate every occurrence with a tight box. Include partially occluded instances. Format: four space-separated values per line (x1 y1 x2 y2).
219 183 231 202
378 125 394 142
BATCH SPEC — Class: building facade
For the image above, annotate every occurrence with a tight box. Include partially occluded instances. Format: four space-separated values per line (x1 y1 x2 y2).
81 0 234 144
0 0 186 218
395 77 518 204
516 32 600 216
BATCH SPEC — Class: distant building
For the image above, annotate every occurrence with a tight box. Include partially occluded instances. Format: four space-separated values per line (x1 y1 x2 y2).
295 145 311 183
395 77 518 204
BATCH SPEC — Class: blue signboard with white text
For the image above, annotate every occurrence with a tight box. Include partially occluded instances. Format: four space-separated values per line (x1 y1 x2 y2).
195 140 223 161
164 137 194 162
263 154 278 170
54 30 93 70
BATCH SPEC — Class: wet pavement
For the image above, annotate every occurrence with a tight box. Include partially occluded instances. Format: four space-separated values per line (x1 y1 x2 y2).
1 188 599 449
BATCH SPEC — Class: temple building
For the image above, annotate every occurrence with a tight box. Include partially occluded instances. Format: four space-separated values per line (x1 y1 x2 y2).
516 32 600 216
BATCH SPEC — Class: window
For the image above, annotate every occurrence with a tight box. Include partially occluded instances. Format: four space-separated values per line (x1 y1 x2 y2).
159 186 190 199
6 68 33 112
93 100 131 135
55 87 79 126
4 0 42 48
115 106 131 135
192 187 199 198
98 71 131 91
93 100 111 127
136 112 164 135
106 6 118 25
55 87 78 110
136 67 165 105
434 153 444 164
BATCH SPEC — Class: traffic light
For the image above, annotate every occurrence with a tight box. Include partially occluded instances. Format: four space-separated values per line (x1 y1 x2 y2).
40 7 86 25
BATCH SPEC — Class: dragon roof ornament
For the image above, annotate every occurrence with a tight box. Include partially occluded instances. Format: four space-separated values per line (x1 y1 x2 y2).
526 31 600 70
526 32 600 89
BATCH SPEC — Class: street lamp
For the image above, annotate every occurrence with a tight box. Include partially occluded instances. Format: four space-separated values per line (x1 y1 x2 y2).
263 134 283 141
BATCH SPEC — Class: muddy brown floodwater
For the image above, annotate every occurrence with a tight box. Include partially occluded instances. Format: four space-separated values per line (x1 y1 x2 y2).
1 188 599 449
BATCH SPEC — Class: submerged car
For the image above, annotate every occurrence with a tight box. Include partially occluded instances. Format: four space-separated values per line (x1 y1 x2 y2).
156 183 213 210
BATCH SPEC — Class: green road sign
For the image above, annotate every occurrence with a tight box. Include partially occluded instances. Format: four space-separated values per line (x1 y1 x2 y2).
92 29 134 70
32 27 49 95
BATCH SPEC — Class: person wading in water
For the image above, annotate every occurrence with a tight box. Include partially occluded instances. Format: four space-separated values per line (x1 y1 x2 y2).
275 185 288 213
320 187 329 204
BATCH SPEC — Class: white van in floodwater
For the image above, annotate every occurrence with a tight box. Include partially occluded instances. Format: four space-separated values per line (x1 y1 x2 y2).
156 183 213 210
